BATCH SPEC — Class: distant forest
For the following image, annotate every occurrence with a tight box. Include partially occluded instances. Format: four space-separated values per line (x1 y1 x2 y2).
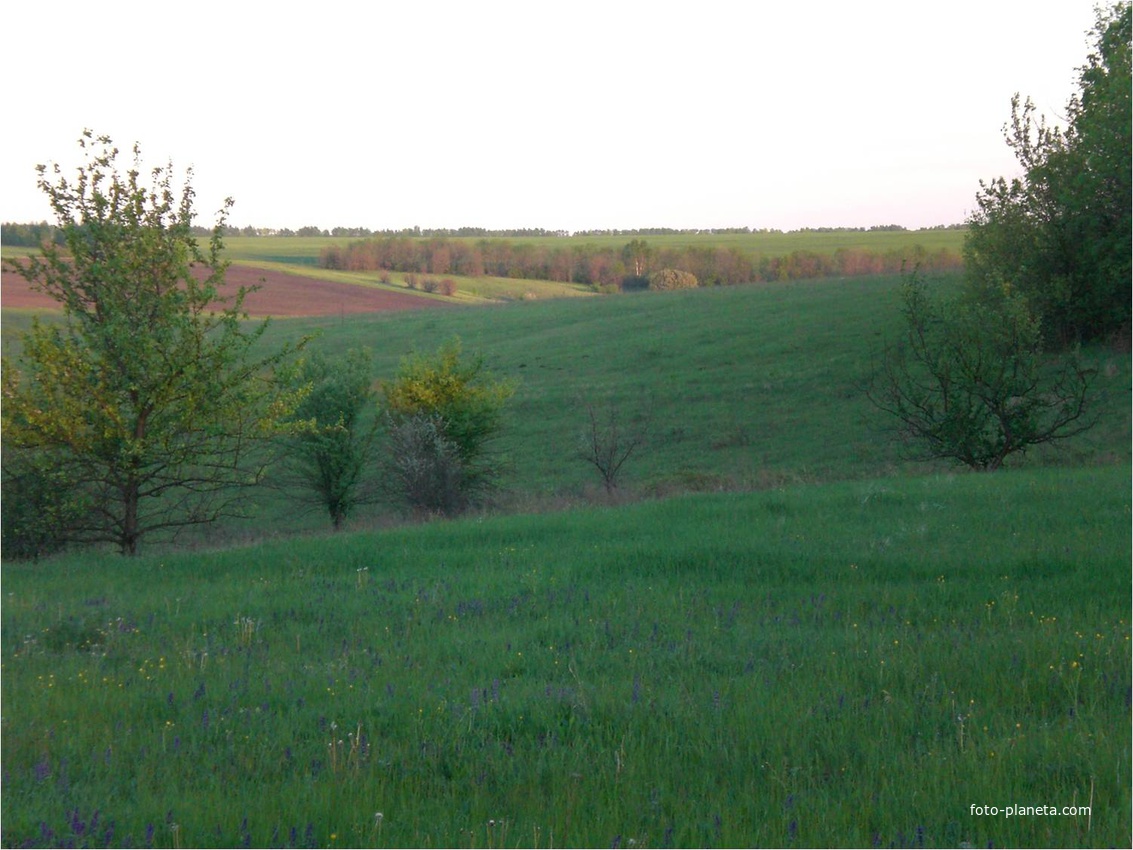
2 221 964 246
319 234 964 287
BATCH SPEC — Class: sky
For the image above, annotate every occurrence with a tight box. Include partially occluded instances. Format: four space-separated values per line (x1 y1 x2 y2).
0 0 1104 233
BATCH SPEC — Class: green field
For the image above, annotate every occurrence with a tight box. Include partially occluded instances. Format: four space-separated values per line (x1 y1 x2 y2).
2 260 1130 847
1 466 1129 847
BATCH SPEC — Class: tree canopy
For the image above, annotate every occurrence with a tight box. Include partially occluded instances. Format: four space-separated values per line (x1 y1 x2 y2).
1 131 305 555
964 3 1131 345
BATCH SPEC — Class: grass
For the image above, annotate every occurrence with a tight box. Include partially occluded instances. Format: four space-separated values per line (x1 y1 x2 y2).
1 465 1128 847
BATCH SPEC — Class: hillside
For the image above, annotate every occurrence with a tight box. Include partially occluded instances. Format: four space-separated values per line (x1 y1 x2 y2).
198 270 1128 543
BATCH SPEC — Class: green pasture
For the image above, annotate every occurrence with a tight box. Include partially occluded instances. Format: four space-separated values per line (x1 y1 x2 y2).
2 465 1129 847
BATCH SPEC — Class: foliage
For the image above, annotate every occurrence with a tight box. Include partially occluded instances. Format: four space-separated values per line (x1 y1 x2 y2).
380 339 515 515
0 451 87 560
964 3 1131 345
647 268 699 291
869 271 1096 471
281 348 380 530
0 131 305 555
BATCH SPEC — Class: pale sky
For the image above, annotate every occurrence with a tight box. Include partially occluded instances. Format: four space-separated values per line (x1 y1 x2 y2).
1 0 1102 233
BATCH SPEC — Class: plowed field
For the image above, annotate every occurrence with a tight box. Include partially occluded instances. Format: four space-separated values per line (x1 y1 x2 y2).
1 264 448 317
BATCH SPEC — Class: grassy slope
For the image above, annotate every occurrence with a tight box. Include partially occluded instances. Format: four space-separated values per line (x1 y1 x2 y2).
1 466 1128 847
240 271 1130 528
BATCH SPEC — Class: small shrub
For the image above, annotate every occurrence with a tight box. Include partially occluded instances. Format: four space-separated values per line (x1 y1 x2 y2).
379 271 392 285
405 273 419 290
647 268 699 291
439 279 457 297
422 278 440 294
577 397 652 494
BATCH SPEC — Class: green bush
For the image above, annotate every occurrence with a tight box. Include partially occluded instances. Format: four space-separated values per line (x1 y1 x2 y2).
0 452 87 560
868 271 1096 470
380 339 515 515
647 268 699 291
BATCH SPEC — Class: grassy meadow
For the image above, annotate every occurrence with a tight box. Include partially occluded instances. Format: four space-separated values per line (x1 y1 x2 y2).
1 466 1129 847
2 252 1130 847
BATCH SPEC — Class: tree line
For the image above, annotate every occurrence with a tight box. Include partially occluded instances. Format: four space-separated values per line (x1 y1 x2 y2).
318 235 963 288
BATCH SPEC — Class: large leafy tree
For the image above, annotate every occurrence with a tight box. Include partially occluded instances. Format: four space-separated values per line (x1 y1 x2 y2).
964 3 1131 345
1 131 304 555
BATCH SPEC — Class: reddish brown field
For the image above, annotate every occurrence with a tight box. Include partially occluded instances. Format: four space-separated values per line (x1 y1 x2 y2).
1 264 449 317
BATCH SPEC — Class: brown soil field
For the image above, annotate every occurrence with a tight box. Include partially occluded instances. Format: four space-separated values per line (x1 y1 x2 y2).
1 264 449 317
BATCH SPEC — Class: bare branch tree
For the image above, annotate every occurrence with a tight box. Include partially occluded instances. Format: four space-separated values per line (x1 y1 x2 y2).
577 397 653 494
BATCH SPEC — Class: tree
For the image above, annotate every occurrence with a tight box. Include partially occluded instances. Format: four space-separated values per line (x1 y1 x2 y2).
868 271 1096 471
576 396 652 494
621 239 652 276
379 339 515 515
964 3 1131 345
1 131 305 555
281 348 380 530
382 412 469 517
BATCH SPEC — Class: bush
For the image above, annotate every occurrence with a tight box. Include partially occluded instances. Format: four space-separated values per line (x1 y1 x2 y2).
280 349 380 530
1 452 87 560
868 271 1096 471
382 412 469 517
380 339 515 515
647 268 699 291
620 274 650 292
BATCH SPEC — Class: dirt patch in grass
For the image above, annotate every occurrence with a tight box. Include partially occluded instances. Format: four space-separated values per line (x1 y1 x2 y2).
1 264 449 317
